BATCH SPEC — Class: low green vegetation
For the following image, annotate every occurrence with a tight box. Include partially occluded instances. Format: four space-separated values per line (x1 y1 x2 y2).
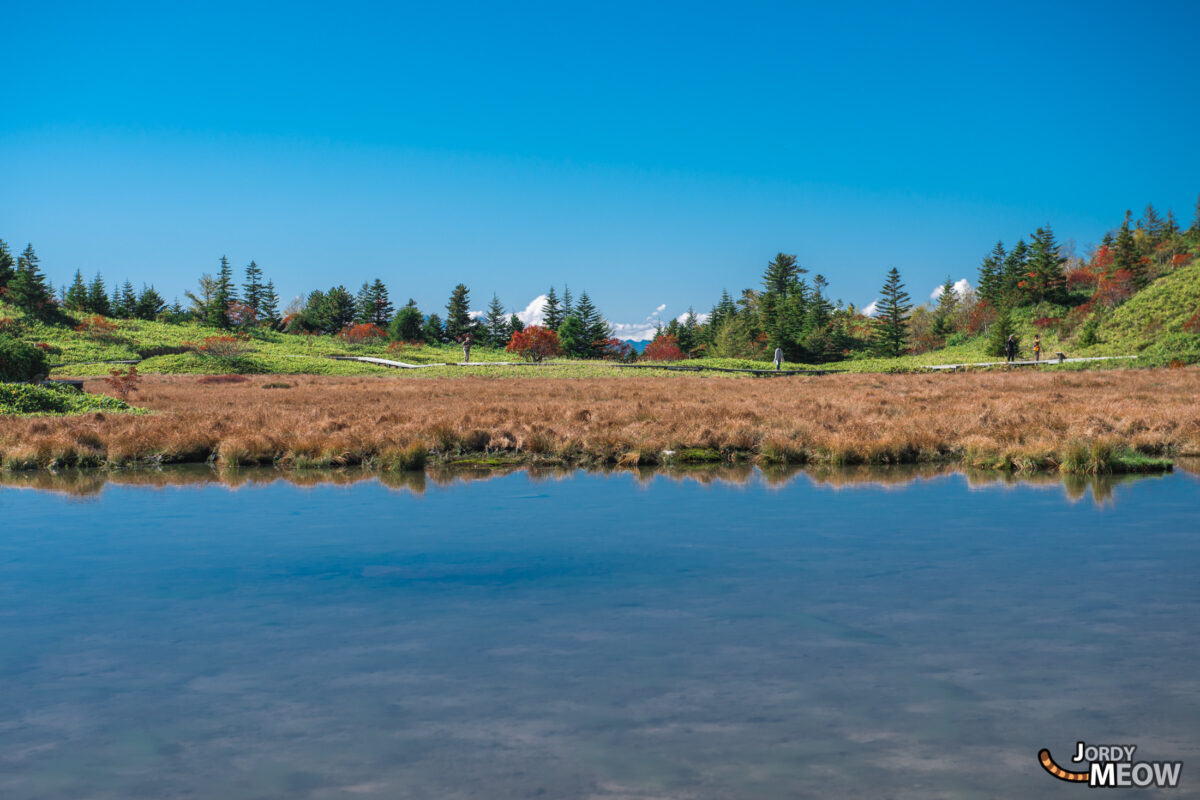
0 382 137 416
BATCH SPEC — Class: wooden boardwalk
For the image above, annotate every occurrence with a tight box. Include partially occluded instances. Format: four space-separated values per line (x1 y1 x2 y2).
922 355 1137 371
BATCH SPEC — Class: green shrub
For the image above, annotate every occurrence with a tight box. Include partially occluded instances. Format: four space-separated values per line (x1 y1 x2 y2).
0 382 134 416
0 335 50 382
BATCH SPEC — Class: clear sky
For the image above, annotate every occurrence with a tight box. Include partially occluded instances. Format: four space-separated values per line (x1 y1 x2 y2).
3 0 1198 337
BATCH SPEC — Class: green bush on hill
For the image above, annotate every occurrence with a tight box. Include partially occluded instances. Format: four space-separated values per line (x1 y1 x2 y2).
0 335 49 382
0 382 135 416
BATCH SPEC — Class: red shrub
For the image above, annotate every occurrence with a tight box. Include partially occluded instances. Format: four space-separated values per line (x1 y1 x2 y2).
75 315 119 340
596 338 634 361
1032 316 1060 331
506 326 560 362
1184 313 1200 335
641 333 685 362
187 335 251 359
1093 268 1136 308
338 323 388 344
103 365 140 400
965 299 998 336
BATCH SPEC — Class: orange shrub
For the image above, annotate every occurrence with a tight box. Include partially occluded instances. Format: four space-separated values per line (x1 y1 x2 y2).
338 323 388 345
187 335 251 359
104 365 140 400
75 315 119 340
506 326 560 362
641 333 685 362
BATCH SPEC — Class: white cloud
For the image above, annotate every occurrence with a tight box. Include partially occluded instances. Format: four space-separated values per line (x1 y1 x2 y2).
655 303 667 313
514 294 548 327
676 311 711 324
862 299 880 317
930 278 973 301
468 309 485 320
608 321 660 341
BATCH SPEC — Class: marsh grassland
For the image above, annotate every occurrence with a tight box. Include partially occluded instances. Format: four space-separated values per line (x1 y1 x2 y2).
2 368 1198 473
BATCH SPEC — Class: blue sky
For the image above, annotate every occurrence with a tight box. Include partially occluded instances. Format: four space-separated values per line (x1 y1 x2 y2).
3 0 1198 336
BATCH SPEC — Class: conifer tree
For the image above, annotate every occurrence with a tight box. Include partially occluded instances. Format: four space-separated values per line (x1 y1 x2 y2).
115 280 138 318
932 276 958 336
483 293 510 346
573 291 609 352
1000 239 1028 302
562 285 573 318
355 281 375 324
8 244 54 315
87 273 112 316
762 252 804 296
64 270 89 310
242 260 264 316
508 314 525 334
259 280 280 324
422 312 445 343
0 240 14 289
368 279 392 325
1140 203 1164 244
135 285 166 320
542 286 563 331
444 283 473 340
977 241 1005 306
1025 225 1067 304
557 315 589 357
389 299 424 342
1113 210 1144 286
872 267 911 357
209 255 237 328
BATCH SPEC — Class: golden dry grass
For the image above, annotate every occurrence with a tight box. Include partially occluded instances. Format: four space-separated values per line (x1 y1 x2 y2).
2 369 1199 472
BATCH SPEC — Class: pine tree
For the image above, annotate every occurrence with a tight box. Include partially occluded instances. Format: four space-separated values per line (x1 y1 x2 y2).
1113 210 1144 286
259 280 280 324
0 240 14 289
1000 239 1028 302
185 273 216 321
87 273 112 316
483 294 510 347
873 267 911 357
355 281 375 324
542 286 563 331
135 285 166 320
444 283 473 340
508 314 525 334
1188 194 1200 242
64 270 89 310
1140 203 1164 244
209 255 237 328
932 276 957 336
985 306 1017 357
977 241 1005 306
318 286 357 332
557 315 589 357
368 279 392 325
8 244 55 316
562 285 573 318
242 260 265 316
762 252 804 296
422 312 445 343
573 291 609 353
115 280 138 318
1025 225 1066 304
389 299 424 342
1164 209 1180 239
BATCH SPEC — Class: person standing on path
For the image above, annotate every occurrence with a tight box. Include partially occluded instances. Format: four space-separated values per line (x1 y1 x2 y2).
774 346 783 371
1033 335 1042 362
1005 334 1016 363
460 332 473 363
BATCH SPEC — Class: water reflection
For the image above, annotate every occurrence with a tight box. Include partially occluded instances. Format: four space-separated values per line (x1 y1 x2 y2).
0 461 1186 506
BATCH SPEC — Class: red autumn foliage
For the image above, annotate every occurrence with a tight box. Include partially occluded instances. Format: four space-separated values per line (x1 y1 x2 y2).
965 299 998 336
104 365 140 400
641 333 685 362
187 335 251 359
595 338 634 361
1032 316 1060 330
1093 268 1136 308
75 315 119 340
226 302 258 329
1184 313 1200 335
506 325 561 362
387 340 424 353
337 323 388 344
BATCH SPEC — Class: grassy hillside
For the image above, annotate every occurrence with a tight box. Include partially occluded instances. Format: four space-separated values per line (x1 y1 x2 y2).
2 260 1197 378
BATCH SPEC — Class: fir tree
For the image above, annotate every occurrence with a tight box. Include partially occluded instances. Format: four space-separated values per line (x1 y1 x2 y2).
508 314 525 334
762 252 804 296
873 267 911 357
1025 225 1067 304
444 283 473 340
985 306 1017 357
1139 203 1164 244
1000 239 1028 301
8 244 55 316
977 241 1005 306
135 285 166 320
355 281 375 324
542 286 563 331
483 294 510 347
389 299 424 342
242 260 265 316
115 280 138 318
422 312 445 343
573 291 609 352
557 315 589 357
562 285 573 318
87 273 112 316
368 279 392 325
932 276 958 337
209 255 237 328
259 280 280 324
64 270 89 310
315 285 356 332
0 240 14 289
1113 210 1143 285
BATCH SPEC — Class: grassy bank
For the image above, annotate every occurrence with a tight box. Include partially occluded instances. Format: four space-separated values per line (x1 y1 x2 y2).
1 371 1195 473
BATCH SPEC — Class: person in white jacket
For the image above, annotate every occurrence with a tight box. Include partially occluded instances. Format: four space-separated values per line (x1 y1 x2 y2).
773 346 783 371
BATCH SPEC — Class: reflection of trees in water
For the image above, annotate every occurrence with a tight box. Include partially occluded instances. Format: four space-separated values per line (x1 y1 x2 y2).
0 463 1173 506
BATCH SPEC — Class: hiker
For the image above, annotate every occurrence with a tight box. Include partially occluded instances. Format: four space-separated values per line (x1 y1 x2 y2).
459 332 473 363
773 346 783 371
1005 334 1016 363
1033 335 1042 362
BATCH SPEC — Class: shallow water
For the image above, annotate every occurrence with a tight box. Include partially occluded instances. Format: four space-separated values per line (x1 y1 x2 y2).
1 467 1198 799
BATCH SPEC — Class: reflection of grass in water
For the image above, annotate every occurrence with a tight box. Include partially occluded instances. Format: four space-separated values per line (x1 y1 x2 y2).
0 463 1171 507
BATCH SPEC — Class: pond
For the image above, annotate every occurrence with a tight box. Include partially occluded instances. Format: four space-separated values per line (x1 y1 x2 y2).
2 465 1198 799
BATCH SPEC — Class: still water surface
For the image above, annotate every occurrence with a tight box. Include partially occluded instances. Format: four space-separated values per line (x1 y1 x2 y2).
2 467 1198 799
